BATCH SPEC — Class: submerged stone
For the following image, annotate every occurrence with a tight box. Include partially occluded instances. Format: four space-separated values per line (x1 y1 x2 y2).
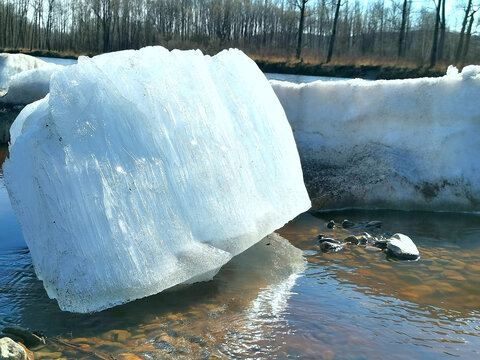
319 241 344 253
0 337 26 360
342 219 355 228
344 235 359 244
1 327 43 348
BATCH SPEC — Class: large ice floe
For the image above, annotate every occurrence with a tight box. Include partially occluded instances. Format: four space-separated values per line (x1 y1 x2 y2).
4 46 310 313
0 53 59 105
271 65 480 211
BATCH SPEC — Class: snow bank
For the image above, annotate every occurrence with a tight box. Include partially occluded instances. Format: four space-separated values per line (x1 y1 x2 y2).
4 46 310 313
0 53 59 105
271 66 480 211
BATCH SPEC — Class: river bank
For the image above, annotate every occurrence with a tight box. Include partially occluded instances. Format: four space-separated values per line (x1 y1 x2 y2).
1 47 448 80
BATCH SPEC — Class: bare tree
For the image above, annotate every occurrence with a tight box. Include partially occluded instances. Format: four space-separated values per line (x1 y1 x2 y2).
294 0 308 60
326 0 341 63
398 0 409 57
429 0 442 68
455 0 473 64
461 6 478 65
438 0 446 60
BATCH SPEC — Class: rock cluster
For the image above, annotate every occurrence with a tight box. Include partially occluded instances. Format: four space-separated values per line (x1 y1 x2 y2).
318 219 420 260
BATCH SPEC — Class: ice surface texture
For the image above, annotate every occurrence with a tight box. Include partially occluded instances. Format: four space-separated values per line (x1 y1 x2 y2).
0 53 59 105
4 46 310 313
271 66 480 211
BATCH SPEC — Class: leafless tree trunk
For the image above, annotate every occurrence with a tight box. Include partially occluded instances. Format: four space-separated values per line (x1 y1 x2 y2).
455 0 472 64
398 0 408 57
429 0 441 68
438 0 446 60
295 0 308 60
461 7 478 66
326 0 341 63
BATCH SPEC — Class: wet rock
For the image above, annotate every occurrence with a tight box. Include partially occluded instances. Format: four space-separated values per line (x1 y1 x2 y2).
1 327 44 348
101 329 131 342
187 336 206 346
319 241 344 253
318 237 340 244
386 233 420 260
341 219 355 228
372 235 388 249
316 233 325 240
0 337 26 360
365 220 382 229
357 236 368 244
344 235 359 245
326 220 335 229
0 337 22 346
15 344 32 360
153 340 175 354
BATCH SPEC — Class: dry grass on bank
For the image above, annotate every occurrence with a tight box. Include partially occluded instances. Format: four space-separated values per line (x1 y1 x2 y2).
1 46 457 79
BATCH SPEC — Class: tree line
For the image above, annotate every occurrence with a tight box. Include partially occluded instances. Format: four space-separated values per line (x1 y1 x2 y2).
0 0 479 67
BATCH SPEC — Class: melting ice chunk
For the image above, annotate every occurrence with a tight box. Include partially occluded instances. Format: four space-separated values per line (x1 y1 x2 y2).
4 46 310 313
0 53 60 105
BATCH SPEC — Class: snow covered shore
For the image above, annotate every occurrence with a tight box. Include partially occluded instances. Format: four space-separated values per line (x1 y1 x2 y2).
4 47 310 313
0 53 59 105
271 66 480 211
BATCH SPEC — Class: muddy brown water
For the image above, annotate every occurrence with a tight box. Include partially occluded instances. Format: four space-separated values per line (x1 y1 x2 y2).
1 145 480 359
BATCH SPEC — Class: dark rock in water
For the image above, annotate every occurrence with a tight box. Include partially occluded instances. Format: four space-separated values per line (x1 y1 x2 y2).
1 327 44 348
0 335 23 345
0 337 26 360
153 339 176 354
327 220 335 229
188 336 207 346
342 219 355 228
365 220 382 229
374 238 388 250
386 233 420 260
318 237 340 244
316 233 325 240
319 241 344 253
358 236 368 244
344 235 359 245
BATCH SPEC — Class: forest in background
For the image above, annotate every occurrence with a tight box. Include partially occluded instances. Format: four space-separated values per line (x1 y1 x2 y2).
0 0 479 71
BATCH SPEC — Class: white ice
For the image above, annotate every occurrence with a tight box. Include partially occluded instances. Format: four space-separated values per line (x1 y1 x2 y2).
4 46 310 313
0 53 59 105
271 66 480 211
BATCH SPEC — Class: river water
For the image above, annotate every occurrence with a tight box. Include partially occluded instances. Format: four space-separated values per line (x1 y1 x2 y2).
1 145 480 359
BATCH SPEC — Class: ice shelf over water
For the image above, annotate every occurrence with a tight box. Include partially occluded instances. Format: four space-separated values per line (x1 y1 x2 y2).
0 53 60 105
271 66 480 211
4 46 310 313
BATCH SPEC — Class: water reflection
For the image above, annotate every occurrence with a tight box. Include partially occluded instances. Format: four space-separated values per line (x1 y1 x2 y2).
277 211 480 359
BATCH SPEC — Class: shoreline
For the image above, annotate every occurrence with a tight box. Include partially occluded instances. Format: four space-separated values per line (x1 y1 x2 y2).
254 59 445 80
1 47 447 80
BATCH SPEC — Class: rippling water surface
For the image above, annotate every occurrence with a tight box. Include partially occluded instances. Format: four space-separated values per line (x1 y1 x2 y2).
1 145 480 359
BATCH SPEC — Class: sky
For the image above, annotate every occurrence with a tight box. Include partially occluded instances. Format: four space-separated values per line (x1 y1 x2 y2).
361 0 471 31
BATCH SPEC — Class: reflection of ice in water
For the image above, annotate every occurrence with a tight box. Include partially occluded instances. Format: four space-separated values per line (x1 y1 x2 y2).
248 272 301 323
221 233 305 358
